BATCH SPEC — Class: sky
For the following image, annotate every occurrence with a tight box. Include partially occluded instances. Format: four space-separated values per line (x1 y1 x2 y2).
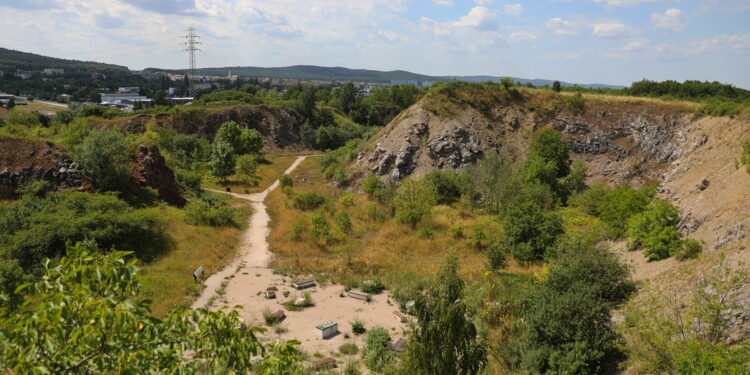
0 0 748 88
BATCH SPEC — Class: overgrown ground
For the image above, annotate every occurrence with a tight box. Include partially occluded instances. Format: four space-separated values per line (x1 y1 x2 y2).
138 193 253 316
265 157 558 289
203 153 303 193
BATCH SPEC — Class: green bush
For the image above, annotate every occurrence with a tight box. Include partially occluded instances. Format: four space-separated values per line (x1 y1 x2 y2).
292 192 327 211
363 173 384 200
290 217 307 242
486 242 507 271
741 139 750 174
675 239 703 261
363 327 393 372
278 174 293 188
338 193 356 207
361 278 384 294
184 198 235 227
310 211 330 241
626 199 682 261
335 211 353 234
0 191 166 269
502 201 563 262
339 343 358 355
364 202 385 222
73 129 132 192
393 178 437 229
596 186 652 237
424 170 469 204
351 320 366 335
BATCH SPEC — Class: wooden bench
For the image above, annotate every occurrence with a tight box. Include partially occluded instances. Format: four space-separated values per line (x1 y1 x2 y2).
291 278 316 290
312 357 336 369
347 289 369 301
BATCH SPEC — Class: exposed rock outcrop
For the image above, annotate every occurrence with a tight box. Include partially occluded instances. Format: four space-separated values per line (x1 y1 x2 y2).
0 136 91 198
131 144 186 207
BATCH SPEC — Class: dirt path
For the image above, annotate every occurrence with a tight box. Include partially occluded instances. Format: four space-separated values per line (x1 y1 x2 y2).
192 155 406 355
192 155 309 307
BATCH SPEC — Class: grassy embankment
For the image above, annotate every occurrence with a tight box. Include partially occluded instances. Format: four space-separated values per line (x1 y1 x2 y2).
138 192 253 316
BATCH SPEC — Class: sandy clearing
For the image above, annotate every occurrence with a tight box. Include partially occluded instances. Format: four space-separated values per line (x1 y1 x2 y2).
192 155 407 355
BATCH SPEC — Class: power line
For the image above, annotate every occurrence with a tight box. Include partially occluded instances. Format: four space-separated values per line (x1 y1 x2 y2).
181 27 201 95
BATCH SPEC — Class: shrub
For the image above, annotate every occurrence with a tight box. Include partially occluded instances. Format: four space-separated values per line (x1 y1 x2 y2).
235 154 259 178
310 211 330 241
351 320 366 335
424 170 469 204
278 174 293 188
363 327 393 371
502 201 563 262
626 199 682 261
292 192 327 211
335 211 353 234
0 192 166 269
393 178 438 228
339 193 356 207
60 118 89 148
290 217 307 242
469 225 487 249
449 225 465 239
174 168 202 194
262 307 278 325
675 239 703 260
364 202 385 222
597 186 653 237
73 129 131 192
361 278 385 294
184 198 235 227
741 139 750 174
486 242 507 271
339 343 358 355
363 173 384 200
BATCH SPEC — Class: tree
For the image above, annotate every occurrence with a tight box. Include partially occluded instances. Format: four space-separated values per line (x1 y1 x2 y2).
520 245 634 374
151 90 169 106
502 201 563 261
73 129 131 192
501 77 513 90
400 253 487 374
0 242 302 374
209 140 236 183
338 82 358 113
363 173 384 200
393 177 438 229
214 121 263 155
468 151 513 213
236 154 259 179
530 128 570 177
6 97 15 110
552 81 562 93
364 327 394 372
0 260 26 313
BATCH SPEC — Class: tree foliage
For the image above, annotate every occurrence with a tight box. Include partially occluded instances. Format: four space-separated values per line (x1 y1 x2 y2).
0 242 302 374
393 177 438 228
364 327 394 372
208 140 236 182
502 201 563 261
626 199 682 260
73 129 132 192
400 252 487 375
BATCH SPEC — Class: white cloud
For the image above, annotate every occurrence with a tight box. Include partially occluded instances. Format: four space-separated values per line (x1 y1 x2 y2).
434 0 453 6
545 17 580 35
450 6 498 31
593 0 677 6
503 4 523 16
693 32 750 54
651 8 687 31
508 30 537 43
623 39 647 51
592 22 633 38
473 0 494 4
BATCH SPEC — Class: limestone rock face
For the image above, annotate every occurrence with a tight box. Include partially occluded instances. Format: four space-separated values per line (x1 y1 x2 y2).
131 144 186 207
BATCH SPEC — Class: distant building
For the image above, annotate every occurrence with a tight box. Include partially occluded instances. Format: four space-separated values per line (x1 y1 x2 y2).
117 87 141 94
43 68 64 75
100 92 147 105
421 81 434 87
14 71 33 79
390 79 418 86
91 72 106 80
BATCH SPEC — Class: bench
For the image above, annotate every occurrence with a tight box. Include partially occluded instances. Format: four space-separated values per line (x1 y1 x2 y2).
193 266 204 282
347 289 369 301
291 278 316 290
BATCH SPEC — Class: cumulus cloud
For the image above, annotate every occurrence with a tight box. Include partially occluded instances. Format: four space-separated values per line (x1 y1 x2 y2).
593 0 677 6
694 32 750 54
651 8 687 31
592 22 633 38
503 4 523 16
120 0 200 15
508 30 537 43
545 17 580 35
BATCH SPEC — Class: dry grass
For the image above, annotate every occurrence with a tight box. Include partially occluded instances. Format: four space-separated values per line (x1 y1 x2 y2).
265 158 540 288
138 195 253 316
204 153 302 193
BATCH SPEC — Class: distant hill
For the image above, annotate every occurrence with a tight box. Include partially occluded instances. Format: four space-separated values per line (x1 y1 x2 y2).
0 47 129 74
143 65 626 89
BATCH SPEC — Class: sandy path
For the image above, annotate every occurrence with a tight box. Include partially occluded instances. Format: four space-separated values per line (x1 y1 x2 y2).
192 156 406 355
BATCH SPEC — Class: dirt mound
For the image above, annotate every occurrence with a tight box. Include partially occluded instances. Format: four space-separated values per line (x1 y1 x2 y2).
91 105 304 152
0 136 91 198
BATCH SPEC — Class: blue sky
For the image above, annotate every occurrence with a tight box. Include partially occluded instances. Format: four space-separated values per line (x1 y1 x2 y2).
0 0 748 87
